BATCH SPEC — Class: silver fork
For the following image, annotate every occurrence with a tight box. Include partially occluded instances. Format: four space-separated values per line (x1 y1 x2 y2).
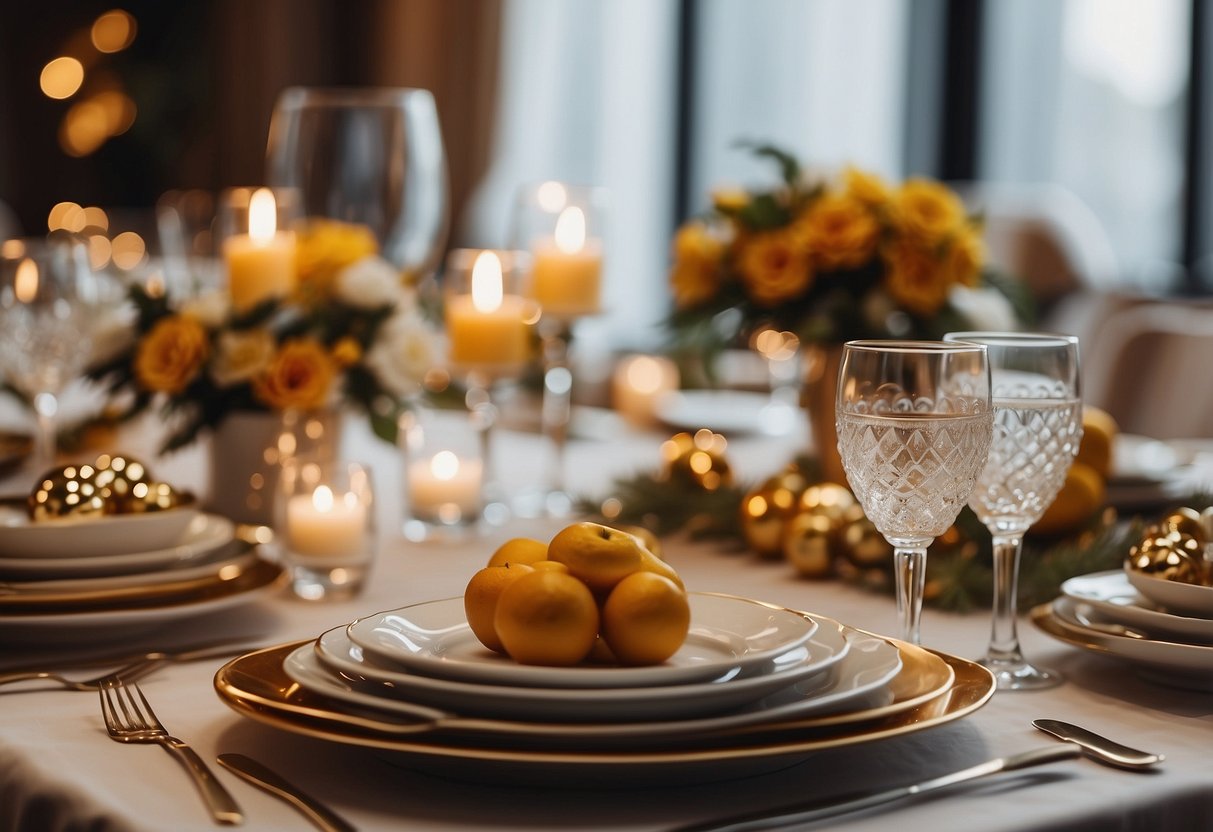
99 679 243 825
0 658 162 692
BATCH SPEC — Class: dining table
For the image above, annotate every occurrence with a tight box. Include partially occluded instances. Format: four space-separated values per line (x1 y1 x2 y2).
1 402 1211 832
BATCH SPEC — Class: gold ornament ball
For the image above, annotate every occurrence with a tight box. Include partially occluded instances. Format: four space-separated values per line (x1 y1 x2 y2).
27 463 106 522
842 517 893 567
741 473 807 559
783 512 835 579
122 481 186 513
1161 508 1208 543
796 483 857 536
659 430 733 491
92 453 152 506
1128 521 1206 585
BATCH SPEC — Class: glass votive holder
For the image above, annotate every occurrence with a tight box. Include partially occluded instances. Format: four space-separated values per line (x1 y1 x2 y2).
399 404 485 541
275 459 376 601
216 186 298 314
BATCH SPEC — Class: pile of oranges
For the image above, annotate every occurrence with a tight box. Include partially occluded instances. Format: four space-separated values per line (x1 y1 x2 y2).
463 522 690 667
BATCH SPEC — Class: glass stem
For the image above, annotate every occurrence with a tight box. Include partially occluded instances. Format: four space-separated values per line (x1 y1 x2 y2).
465 376 498 497
893 547 927 645
987 533 1026 663
32 391 58 472
540 327 572 496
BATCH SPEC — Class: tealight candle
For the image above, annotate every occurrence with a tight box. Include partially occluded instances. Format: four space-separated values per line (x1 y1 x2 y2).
612 354 680 427
445 250 531 369
223 188 296 312
529 206 602 319
286 484 368 559
407 450 483 521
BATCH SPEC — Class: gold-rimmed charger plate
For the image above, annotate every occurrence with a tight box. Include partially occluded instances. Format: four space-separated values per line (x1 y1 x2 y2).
214 636 990 771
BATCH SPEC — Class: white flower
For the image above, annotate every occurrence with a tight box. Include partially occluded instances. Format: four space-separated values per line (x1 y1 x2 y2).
335 256 403 310
210 328 276 387
949 285 1019 332
179 291 229 328
364 310 438 396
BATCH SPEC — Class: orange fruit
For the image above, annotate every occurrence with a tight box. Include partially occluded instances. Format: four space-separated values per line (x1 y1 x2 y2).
494 571 600 666
601 571 691 666
486 537 549 568
619 524 663 558
463 563 534 653
1033 462 1106 536
1076 406 1117 478
529 560 569 573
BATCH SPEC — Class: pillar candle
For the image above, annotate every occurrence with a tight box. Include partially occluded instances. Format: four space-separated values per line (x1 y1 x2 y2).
224 188 296 312
529 206 602 319
286 485 368 559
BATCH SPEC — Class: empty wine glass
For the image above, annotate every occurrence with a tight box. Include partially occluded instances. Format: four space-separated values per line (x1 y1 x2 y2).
0 236 99 472
835 340 993 644
944 331 1082 690
266 86 449 282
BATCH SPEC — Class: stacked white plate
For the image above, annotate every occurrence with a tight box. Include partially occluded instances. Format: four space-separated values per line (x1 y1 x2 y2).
0 502 281 642
1033 566 1213 691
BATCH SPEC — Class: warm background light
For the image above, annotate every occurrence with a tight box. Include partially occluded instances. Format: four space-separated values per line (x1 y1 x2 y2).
91 9 136 53
87 234 112 269
47 201 82 232
470 251 504 312
536 181 567 213
110 231 146 270
554 206 586 253
60 99 109 157
40 57 84 100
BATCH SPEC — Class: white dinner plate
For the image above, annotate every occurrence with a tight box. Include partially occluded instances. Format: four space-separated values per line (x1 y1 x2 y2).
297 614 848 722
1062 570 1213 643
290 622 899 742
654 389 801 437
1124 563 1213 619
1033 596 1213 691
0 500 200 559
347 593 819 689
0 513 234 579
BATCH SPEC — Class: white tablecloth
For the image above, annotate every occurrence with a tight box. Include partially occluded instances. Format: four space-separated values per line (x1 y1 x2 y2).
2 414 1211 832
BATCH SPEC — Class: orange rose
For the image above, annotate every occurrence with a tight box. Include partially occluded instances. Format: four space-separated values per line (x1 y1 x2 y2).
253 339 337 410
945 225 985 288
669 222 726 308
134 315 209 394
735 227 812 306
882 238 950 317
894 179 966 244
799 193 880 270
844 166 893 208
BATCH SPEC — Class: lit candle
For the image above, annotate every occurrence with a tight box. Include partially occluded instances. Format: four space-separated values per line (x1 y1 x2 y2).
286 485 368 559
529 206 603 319
223 188 296 312
407 450 482 520
445 251 531 369
612 354 680 427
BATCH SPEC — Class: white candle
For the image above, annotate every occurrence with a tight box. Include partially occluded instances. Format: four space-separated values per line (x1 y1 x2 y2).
612 355 680 427
407 451 482 520
286 485 367 559
223 188 296 312
529 206 603 319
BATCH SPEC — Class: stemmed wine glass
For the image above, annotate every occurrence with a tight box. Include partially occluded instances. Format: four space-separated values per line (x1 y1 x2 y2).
0 236 99 474
944 332 1082 689
835 340 993 644
266 87 449 281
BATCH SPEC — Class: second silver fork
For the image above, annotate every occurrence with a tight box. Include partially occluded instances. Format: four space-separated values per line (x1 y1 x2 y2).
99 679 243 825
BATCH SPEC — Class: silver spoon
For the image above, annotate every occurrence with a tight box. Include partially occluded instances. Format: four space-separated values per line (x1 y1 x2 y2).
1032 719 1164 770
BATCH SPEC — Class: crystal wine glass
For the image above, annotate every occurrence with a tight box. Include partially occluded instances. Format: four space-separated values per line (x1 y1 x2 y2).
835 340 993 644
0 236 99 473
266 87 449 281
944 331 1082 689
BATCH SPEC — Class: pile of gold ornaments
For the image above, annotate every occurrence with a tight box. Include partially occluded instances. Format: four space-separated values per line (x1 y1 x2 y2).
1126 506 1213 587
659 430 733 492
28 454 187 522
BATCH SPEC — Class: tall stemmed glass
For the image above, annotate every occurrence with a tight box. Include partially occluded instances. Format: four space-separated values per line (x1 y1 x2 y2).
836 340 993 644
0 236 98 473
266 87 449 280
944 332 1082 689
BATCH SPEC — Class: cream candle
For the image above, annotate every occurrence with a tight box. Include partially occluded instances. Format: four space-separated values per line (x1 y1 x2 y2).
407 451 482 519
445 251 530 368
223 188 296 312
286 485 367 559
529 206 602 319
612 354 680 427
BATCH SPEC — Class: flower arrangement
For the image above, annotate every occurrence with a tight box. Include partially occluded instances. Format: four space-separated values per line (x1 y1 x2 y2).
668 145 1031 351
88 220 439 452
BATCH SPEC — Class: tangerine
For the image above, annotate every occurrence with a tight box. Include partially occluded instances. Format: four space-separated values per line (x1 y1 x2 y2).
494 571 600 666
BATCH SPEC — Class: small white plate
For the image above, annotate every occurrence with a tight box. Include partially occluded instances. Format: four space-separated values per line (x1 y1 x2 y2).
654 390 801 437
1124 563 1213 619
292 623 897 739
0 501 200 559
296 615 850 723
0 514 235 579
1062 570 1213 643
346 593 819 689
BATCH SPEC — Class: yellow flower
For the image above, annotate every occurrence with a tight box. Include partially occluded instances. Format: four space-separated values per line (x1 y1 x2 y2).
331 336 363 368
711 188 750 213
735 227 812 306
882 238 951 316
669 222 726 308
210 328 275 387
134 316 209 394
295 220 379 300
799 192 880 270
844 166 893 208
945 225 985 288
894 178 966 244
253 339 337 410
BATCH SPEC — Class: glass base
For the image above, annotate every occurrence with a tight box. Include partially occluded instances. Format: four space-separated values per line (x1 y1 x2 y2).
287 561 369 602
402 516 482 543
979 656 1063 691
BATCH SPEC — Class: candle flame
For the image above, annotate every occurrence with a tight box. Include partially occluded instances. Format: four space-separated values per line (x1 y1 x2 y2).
312 484 334 512
431 450 460 481
470 251 504 313
249 188 278 243
554 207 586 254
14 258 39 303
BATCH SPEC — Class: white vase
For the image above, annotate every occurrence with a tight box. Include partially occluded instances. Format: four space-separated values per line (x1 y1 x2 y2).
206 409 342 526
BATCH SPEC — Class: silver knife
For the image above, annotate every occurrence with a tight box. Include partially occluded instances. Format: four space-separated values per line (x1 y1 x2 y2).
217 753 356 832
671 745 1081 832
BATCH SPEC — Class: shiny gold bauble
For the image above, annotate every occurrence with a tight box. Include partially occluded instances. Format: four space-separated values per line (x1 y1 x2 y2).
783 512 835 578
796 483 856 535
740 471 807 559
1127 517 1208 585
659 430 733 491
842 517 893 567
27 463 106 521
122 481 186 513
91 453 152 505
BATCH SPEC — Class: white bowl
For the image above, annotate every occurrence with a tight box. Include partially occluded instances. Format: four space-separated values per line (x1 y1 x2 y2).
1124 562 1213 619
0 498 200 559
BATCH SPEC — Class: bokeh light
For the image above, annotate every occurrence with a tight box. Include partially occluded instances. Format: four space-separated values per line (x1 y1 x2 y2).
91 10 137 53
47 201 82 232
60 99 110 157
40 57 84 100
110 231 146 270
